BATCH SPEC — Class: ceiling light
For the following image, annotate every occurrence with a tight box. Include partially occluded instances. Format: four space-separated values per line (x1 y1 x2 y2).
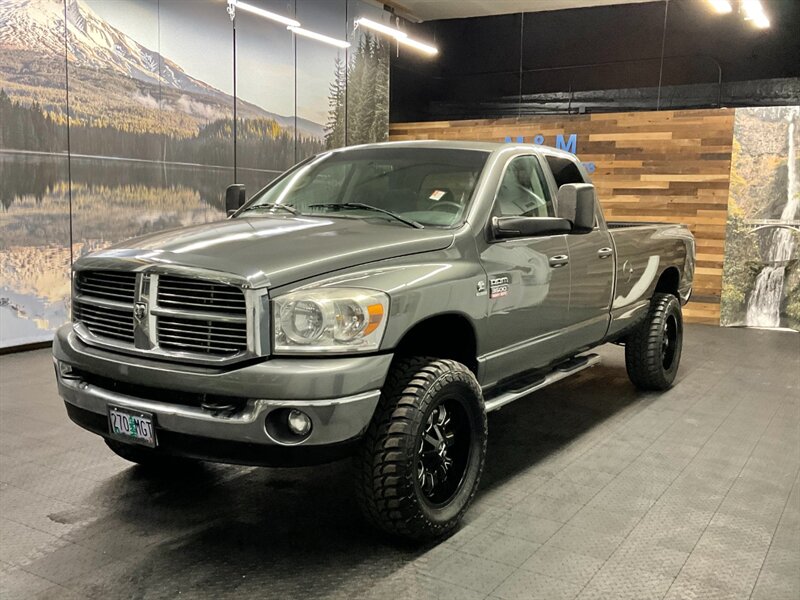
706 0 732 14
355 18 408 40
287 26 351 48
398 37 438 56
355 17 438 56
227 0 300 28
742 0 770 28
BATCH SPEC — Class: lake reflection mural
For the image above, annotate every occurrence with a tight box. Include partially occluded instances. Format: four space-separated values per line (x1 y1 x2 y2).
0 0 391 348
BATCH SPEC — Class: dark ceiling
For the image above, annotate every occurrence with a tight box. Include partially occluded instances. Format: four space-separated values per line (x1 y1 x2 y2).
391 0 800 121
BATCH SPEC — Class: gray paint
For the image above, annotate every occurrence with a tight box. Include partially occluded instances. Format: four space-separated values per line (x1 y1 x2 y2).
53 327 393 400
55 141 695 450
56 369 381 447
77 215 455 291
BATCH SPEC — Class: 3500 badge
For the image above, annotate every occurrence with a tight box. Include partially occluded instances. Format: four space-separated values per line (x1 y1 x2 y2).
489 275 510 299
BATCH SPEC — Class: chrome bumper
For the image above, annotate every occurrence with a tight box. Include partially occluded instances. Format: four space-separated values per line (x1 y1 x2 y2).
53 325 389 448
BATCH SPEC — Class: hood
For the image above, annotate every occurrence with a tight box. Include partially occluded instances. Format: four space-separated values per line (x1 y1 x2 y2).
77 215 454 289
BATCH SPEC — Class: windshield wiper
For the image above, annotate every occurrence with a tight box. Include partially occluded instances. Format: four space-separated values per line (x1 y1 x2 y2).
239 203 298 215
307 202 423 229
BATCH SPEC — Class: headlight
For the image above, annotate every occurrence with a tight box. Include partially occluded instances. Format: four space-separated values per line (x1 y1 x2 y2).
272 288 389 353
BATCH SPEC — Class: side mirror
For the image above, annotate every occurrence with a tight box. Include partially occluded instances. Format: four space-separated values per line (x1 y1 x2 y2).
556 183 596 233
225 184 246 216
493 216 573 239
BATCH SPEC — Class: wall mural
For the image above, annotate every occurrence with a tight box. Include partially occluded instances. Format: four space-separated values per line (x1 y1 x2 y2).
0 0 391 348
721 106 800 331
390 109 736 325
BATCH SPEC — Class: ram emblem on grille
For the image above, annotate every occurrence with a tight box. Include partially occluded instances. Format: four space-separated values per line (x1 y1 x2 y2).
134 302 147 321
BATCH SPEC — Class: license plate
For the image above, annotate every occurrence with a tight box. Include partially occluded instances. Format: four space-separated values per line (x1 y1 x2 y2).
108 407 156 448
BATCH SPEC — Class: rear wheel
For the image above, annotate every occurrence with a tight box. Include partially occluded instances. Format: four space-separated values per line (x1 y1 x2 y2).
356 357 487 542
625 293 683 390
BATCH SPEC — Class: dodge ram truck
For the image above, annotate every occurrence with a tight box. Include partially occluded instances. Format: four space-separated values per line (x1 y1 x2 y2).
54 141 695 541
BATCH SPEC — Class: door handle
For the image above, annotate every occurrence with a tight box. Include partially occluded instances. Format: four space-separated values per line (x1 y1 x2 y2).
597 247 614 259
549 254 569 268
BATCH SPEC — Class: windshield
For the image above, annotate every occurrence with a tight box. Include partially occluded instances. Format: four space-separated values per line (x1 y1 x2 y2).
241 147 489 228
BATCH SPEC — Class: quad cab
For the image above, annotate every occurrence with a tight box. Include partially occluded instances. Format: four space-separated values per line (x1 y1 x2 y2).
54 141 694 541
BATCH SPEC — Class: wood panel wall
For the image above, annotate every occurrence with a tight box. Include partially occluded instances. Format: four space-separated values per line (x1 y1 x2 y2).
389 109 736 324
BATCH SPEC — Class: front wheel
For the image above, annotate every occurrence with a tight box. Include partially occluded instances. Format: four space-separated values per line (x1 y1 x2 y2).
625 293 684 391
356 357 487 542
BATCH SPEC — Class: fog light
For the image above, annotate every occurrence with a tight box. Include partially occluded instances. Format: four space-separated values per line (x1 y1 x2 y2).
287 409 312 436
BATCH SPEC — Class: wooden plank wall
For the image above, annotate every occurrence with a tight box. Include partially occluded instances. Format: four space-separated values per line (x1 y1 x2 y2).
389 109 735 324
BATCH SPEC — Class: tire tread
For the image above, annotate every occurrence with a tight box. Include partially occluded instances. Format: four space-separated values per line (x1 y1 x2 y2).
355 357 486 542
625 293 682 391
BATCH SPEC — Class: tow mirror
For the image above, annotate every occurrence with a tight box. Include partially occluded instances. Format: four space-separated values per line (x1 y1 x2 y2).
493 216 573 239
556 183 596 233
225 184 246 216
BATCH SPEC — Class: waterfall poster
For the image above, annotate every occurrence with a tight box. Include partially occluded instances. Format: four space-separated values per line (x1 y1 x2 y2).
721 106 800 331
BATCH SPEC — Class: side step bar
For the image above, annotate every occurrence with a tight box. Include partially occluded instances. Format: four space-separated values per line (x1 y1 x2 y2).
484 353 601 413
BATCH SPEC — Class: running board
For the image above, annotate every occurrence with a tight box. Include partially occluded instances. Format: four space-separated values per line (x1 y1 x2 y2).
483 353 601 413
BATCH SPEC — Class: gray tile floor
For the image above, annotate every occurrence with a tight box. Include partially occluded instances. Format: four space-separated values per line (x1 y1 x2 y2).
1 324 798 600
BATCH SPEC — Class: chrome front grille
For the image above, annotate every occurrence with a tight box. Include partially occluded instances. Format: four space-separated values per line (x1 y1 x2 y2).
156 316 247 355
73 302 135 343
155 275 248 356
75 271 137 303
73 271 137 343
73 270 251 360
156 276 246 315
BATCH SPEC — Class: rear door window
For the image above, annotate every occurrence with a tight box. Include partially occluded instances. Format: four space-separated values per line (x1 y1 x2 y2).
545 155 586 188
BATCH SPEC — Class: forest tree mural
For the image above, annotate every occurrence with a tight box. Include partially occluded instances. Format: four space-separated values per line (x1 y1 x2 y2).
0 0 391 348
326 32 389 149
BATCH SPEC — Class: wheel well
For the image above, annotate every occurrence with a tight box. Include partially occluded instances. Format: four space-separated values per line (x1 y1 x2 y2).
393 314 478 374
654 267 680 297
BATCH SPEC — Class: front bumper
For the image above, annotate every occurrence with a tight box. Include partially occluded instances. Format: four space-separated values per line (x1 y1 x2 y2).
53 325 391 465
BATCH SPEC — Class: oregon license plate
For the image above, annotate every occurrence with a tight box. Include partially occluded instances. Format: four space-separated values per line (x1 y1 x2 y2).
108 407 156 448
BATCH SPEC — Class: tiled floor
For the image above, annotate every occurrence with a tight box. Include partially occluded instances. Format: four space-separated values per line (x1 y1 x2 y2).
1 324 798 599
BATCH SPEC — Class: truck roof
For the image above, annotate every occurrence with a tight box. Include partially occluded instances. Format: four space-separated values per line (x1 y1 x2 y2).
331 139 578 160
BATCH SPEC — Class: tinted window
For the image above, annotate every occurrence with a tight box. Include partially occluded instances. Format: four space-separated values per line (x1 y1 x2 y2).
546 155 598 227
546 155 585 188
493 156 554 218
244 148 489 227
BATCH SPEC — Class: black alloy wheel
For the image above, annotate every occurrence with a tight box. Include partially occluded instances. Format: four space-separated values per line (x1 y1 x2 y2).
661 313 679 370
625 292 684 391
356 357 487 542
416 397 472 508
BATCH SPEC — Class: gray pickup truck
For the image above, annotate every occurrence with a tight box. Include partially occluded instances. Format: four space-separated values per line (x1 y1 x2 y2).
54 141 694 541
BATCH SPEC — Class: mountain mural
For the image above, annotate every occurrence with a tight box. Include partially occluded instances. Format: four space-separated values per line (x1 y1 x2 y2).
0 0 324 139
1 0 391 348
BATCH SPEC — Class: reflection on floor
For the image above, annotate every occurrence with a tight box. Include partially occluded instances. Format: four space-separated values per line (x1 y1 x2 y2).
1 325 798 600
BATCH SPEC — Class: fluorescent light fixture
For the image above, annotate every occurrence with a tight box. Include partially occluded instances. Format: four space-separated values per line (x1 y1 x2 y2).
356 17 408 40
706 0 732 14
287 26 351 48
398 37 438 56
227 0 300 28
355 16 438 56
742 0 770 28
